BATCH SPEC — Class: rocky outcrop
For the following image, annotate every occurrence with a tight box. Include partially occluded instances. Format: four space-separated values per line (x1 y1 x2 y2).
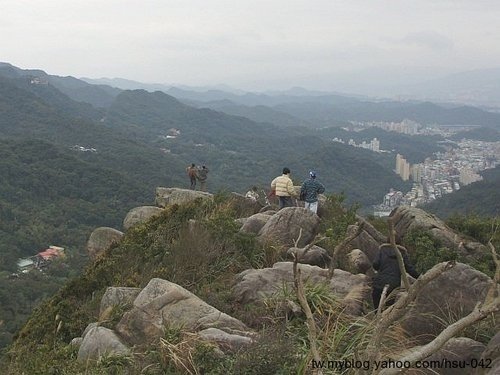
123 206 163 230
257 207 320 248
474 331 500 375
233 262 370 315
155 187 213 208
286 245 331 268
116 278 251 346
348 217 386 262
240 213 273 235
100 287 141 318
406 337 485 375
77 326 130 362
347 249 373 275
197 328 253 353
391 206 488 261
401 262 493 344
87 227 124 260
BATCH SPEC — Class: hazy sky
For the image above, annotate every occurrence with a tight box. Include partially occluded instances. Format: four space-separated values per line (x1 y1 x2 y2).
1 0 500 90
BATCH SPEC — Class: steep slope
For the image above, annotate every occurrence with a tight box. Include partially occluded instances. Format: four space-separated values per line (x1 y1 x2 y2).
0 62 120 108
424 166 500 217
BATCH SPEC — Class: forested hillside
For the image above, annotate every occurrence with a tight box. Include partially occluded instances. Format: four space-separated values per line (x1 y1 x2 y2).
425 165 500 217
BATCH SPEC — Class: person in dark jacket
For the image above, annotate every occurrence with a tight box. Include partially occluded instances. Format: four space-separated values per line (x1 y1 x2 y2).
372 243 420 310
300 171 325 214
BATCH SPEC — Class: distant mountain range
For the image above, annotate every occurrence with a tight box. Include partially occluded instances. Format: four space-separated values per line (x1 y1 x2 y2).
82 73 500 129
1 61 498 218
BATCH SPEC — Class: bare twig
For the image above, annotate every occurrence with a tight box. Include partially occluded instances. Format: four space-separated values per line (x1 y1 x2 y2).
329 222 364 278
387 218 410 290
364 261 456 368
378 299 500 375
377 285 389 317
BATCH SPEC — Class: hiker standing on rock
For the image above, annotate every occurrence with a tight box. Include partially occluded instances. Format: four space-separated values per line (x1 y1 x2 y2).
197 165 209 192
186 163 197 190
300 171 325 214
271 167 297 209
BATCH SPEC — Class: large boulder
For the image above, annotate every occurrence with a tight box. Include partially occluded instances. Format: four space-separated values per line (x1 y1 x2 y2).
233 262 370 315
116 278 250 345
348 217 387 262
239 213 273 235
77 326 130 362
100 287 141 318
155 187 213 208
401 262 493 344
474 331 500 375
406 337 485 375
347 249 373 275
286 245 331 268
123 206 163 230
257 207 320 248
87 227 124 260
391 206 488 262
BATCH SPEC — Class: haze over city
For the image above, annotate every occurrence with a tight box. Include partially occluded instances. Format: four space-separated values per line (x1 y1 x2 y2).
2 0 500 93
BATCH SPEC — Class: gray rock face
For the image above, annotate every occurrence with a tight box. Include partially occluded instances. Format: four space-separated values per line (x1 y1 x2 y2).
406 337 485 375
258 207 320 248
240 213 273 235
197 328 253 353
391 206 488 261
349 217 387 262
116 278 249 345
233 262 370 315
77 326 130 362
286 245 331 268
347 249 372 275
155 187 213 208
474 331 500 375
100 287 141 318
123 206 163 230
401 262 493 344
87 227 124 260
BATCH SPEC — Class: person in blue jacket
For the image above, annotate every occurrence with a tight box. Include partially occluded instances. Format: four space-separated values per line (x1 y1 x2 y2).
300 171 325 214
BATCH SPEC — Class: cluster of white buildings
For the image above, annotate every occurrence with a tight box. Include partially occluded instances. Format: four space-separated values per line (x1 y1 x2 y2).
333 137 381 152
71 145 97 153
374 138 500 216
349 119 421 135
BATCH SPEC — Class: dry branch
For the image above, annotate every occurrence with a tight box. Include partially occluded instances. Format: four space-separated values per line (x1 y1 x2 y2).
364 261 456 368
329 222 364 278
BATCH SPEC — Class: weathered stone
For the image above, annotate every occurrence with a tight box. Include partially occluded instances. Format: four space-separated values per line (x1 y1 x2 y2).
240 213 273 235
116 278 250 345
82 322 99 338
87 227 123 260
233 262 370 315
197 328 253 352
77 326 130 362
258 207 320 248
70 337 83 348
286 245 331 268
100 287 141 318
155 187 213 208
401 262 493 344
347 249 373 275
348 216 387 262
391 206 488 262
474 331 500 375
406 337 485 375
123 206 163 230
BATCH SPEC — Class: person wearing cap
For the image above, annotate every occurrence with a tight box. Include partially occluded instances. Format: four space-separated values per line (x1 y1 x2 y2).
271 167 297 209
300 171 325 214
